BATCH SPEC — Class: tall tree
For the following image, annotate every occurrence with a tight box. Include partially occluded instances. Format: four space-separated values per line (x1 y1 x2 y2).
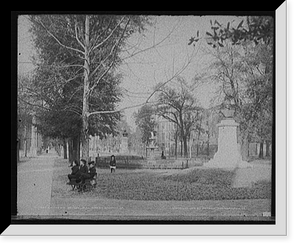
134 104 156 145
155 78 202 158
29 14 149 161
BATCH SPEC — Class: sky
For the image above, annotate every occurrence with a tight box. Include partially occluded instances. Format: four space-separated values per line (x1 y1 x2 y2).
17 14 242 130
116 15 242 129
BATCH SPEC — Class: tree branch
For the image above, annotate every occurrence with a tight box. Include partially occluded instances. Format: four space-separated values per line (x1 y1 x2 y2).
161 114 177 124
145 52 195 104
87 100 159 117
121 18 180 61
91 16 126 52
75 21 85 50
18 97 50 111
89 18 130 95
38 19 85 56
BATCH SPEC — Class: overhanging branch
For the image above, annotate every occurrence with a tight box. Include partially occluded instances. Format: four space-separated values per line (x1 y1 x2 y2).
87 100 159 118
91 16 126 52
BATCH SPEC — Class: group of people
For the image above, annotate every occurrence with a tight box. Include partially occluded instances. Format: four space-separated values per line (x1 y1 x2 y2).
67 155 117 186
67 159 97 185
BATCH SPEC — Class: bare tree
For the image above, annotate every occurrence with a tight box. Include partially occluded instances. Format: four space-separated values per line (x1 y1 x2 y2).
155 77 203 158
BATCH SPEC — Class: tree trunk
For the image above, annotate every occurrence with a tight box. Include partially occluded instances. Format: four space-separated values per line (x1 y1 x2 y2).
266 140 271 158
183 136 188 158
258 141 264 159
81 15 90 162
180 140 183 157
174 135 178 159
70 135 80 164
207 130 210 156
207 140 210 156
68 139 73 163
241 135 249 161
63 139 68 159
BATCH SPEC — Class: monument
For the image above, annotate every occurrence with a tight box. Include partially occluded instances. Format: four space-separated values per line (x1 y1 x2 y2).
204 101 252 169
120 129 129 154
146 132 160 159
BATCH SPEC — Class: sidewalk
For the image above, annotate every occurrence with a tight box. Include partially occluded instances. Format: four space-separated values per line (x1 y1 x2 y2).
17 150 59 217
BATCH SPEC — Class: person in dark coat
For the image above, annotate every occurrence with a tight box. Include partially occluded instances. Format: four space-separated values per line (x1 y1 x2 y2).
79 159 88 172
88 161 97 186
109 155 116 173
79 159 90 183
67 160 81 183
88 161 97 178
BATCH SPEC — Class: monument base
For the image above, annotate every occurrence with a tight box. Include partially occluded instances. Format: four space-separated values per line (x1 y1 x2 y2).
204 118 253 169
146 147 160 160
204 155 253 169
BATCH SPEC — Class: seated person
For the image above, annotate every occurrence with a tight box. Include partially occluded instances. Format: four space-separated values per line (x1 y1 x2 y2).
68 160 81 183
78 159 90 183
88 161 97 178
88 161 97 186
79 159 98 184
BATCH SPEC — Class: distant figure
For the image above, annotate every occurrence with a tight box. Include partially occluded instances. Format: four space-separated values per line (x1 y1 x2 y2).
109 155 116 173
161 151 166 159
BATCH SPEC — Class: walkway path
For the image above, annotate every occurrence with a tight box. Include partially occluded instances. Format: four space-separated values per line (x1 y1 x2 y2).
232 160 272 188
17 150 58 217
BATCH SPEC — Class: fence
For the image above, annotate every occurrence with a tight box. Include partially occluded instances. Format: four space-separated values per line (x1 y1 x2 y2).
94 155 206 170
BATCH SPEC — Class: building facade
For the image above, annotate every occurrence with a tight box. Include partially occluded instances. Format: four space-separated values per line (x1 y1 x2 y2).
153 110 219 159
18 115 43 158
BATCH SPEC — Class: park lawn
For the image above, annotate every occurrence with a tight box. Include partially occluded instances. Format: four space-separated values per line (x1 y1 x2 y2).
93 168 271 201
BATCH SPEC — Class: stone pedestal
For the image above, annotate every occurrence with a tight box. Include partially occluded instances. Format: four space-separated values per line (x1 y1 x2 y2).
205 118 252 169
120 136 129 154
146 147 160 159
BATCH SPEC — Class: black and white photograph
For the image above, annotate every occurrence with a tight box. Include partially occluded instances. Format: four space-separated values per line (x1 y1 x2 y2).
9 8 288 236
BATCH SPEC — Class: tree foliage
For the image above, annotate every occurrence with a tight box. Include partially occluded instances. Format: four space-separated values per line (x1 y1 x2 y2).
28 15 149 160
190 16 273 47
134 104 156 145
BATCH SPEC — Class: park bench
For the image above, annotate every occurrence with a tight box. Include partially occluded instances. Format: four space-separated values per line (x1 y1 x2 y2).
67 173 97 192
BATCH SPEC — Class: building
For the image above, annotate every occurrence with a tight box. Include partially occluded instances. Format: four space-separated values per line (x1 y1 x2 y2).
153 109 219 158
18 115 43 158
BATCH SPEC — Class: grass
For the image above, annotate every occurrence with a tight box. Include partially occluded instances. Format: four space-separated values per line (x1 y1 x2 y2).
92 168 271 201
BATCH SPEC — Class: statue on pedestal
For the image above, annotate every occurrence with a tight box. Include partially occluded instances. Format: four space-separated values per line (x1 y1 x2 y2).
205 98 252 169
120 129 129 154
